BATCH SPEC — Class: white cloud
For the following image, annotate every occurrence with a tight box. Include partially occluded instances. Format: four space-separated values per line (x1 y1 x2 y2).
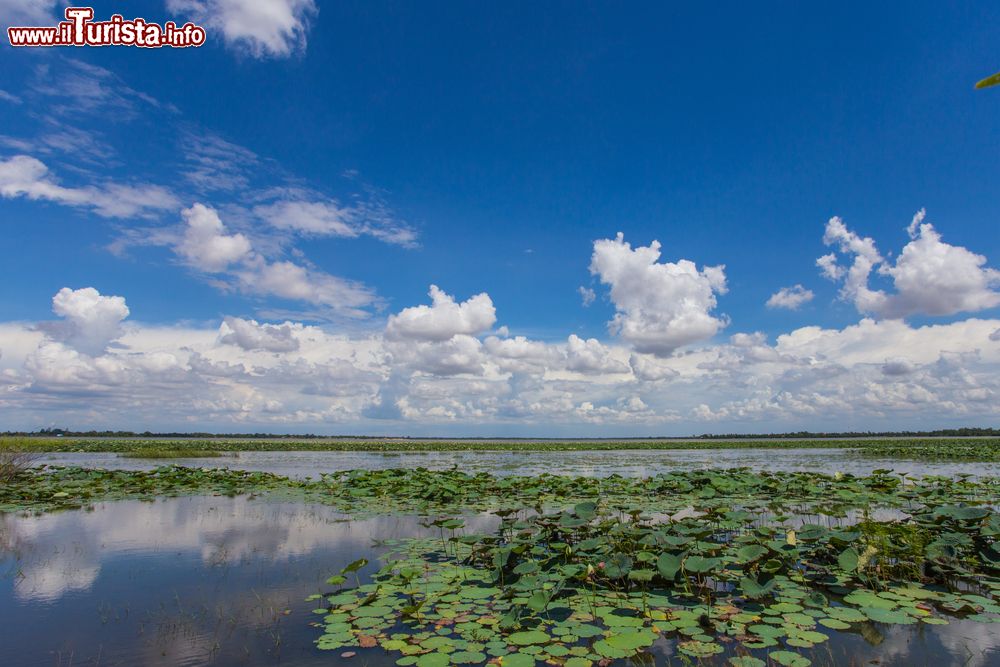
881 358 915 376
0 155 177 218
30 60 169 119
177 203 252 271
181 131 258 192
0 89 23 104
0 0 57 27
578 286 596 306
233 257 377 318
166 0 318 59
254 197 417 247
815 253 843 281
219 317 300 352
255 199 355 237
819 210 1000 318
880 211 1000 316
172 203 378 318
396 334 490 377
766 284 815 310
4 227 1000 433
386 285 496 342
3 292 1000 431
49 287 130 356
564 334 629 375
629 353 680 382
589 233 728 356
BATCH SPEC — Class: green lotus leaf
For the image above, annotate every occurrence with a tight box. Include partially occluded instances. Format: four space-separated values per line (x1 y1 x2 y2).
506 630 549 646
768 650 811 667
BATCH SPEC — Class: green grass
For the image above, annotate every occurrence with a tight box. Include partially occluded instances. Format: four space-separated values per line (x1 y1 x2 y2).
5 435 1000 461
120 448 229 459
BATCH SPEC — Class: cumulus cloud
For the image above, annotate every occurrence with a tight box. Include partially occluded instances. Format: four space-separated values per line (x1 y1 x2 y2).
578 286 596 307
233 257 377 318
819 210 1000 318
881 358 915 376
815 253 844 281
589 233 728 356
398 335 490 376
0 155 177 218
172 204 378 318
386 286 496 342
629 353 680 382
177 203 252 271
3 290 1000 431
766 284 814 310
49 287 130 355
564 335 629 375
166 0 318 59
219 317 299 352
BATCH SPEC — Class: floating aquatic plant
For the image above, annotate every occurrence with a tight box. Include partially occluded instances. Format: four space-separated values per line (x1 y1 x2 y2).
312 491 1000 666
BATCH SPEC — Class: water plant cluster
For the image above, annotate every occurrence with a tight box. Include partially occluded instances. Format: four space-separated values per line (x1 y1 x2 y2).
0 466 298 513
3 465 999 517
312 487 1000 666
2 464 1000 664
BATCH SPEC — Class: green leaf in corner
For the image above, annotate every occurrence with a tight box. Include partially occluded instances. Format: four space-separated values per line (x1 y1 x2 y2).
976 71 1000 89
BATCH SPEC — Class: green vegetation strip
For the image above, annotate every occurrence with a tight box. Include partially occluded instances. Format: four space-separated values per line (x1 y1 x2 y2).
2 465 999 516
5 435 1000 461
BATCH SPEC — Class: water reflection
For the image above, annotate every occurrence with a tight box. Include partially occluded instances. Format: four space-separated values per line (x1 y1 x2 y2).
35 448 1000 479
1 497 998 666
0 497 495 666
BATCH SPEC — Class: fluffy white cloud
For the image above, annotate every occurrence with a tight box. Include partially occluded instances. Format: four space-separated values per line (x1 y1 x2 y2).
177 203 252 271
234 258 377 318
3 300 1000 432
396 335 490 377
48 287 129 355
0 155 177 218
819 210 1000 318
578 286 596 306
166 0 318 59
172 204 378 318
386 285 496 342
629 353 680 382
255 200 355 237
564 335 629 375
4 227 1000 433
590 233 728 356
219 317 299 352
766 284 814 310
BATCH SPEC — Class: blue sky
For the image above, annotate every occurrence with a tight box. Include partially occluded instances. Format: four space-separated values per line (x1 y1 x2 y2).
1 1 999 434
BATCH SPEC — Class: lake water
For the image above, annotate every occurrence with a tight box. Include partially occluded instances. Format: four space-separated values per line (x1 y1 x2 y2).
2 496 998 666
32 447 1000 479
3 450 1000 666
